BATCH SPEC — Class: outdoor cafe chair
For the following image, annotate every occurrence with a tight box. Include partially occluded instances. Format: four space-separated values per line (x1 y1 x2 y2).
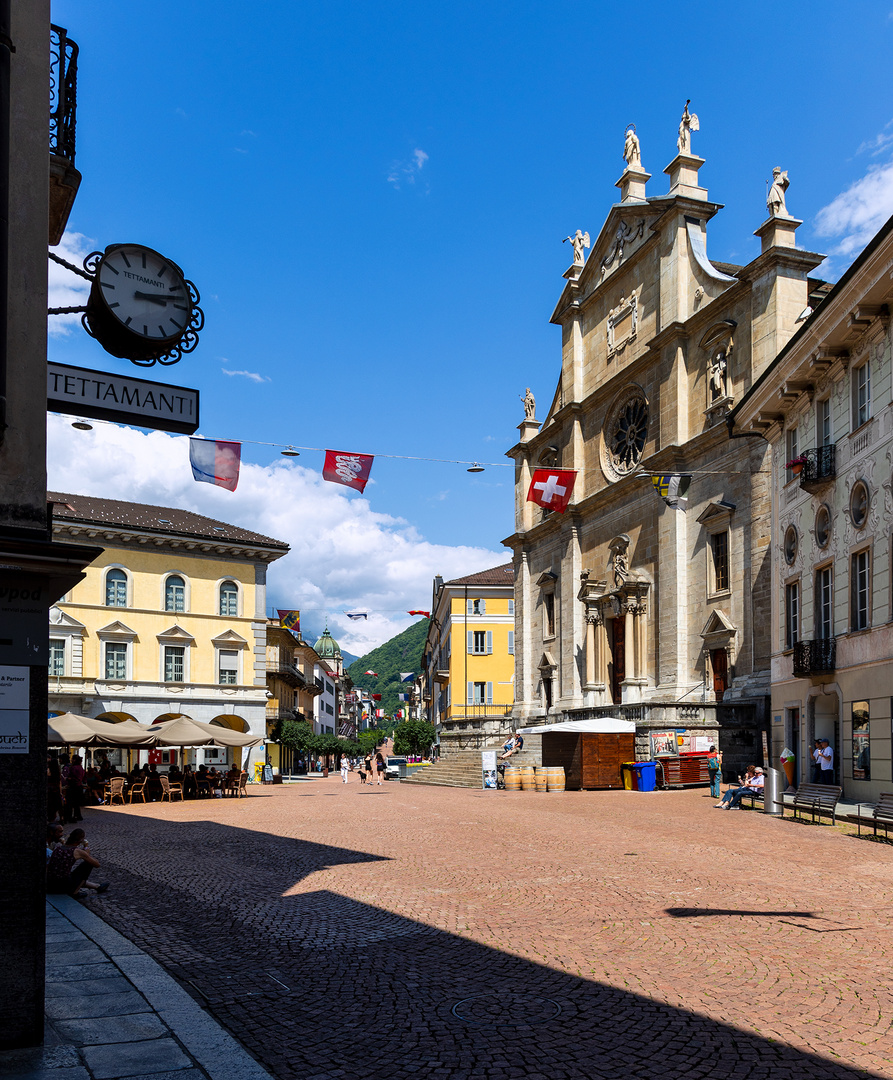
195 778 211 797
159 775 183 802
238 771 248 798
104 777 125 805
128 779 147 804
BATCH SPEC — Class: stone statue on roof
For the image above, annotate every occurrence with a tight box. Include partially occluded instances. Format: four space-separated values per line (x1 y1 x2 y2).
766 166 791 217
677 100 699 155
522 387 536 421
623 125 642 169
563 229 591 266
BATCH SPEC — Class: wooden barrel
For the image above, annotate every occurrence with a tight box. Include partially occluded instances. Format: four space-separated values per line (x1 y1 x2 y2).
535 769 549 792
519 766 536 791
503 767 521 791
546 766 566 792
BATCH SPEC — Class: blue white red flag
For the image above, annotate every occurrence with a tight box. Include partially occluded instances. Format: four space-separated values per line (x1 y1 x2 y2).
398 693 409 702
399 672 414 682
344 612 368 621
189 438 241 491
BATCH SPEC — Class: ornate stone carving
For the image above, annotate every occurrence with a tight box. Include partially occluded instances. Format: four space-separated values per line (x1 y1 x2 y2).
677 100 699 154
601 386 649 480
564 229 590 266
606 291 639 356
601 220 645 277
522 387 536 421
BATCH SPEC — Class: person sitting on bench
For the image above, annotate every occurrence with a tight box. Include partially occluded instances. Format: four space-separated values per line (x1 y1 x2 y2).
715 767 764 810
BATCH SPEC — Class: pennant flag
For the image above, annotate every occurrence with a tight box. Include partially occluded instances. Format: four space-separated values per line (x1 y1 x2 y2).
344 611 368 621
398 693 409 702
189 438 241 491
372 693 382 701
395 710 403 719
375 709 384 718
407 610 430 618
278 609 300 633
651 474 691 509
399 672 414 682
364 670 378 677
527 469 576 513
323 449 374 493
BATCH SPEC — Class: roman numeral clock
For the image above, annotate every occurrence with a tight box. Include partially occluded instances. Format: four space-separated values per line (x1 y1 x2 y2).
49 243 204 367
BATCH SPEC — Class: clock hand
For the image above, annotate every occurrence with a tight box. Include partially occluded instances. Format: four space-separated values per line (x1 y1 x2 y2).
133 290 178 305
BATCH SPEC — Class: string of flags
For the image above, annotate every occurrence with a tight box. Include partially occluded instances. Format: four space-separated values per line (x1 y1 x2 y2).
526 467 694 514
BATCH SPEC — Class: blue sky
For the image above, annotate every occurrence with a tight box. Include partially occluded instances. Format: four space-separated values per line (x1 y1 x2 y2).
47 0 893 650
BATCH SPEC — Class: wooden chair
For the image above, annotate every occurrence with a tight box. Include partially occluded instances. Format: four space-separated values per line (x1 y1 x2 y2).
196 778 211 798
128 779 147 803
159 775 183 802
238 771 248 798
104 777 125 805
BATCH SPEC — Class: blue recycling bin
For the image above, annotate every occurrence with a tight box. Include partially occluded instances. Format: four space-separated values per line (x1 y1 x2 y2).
632 761 657 792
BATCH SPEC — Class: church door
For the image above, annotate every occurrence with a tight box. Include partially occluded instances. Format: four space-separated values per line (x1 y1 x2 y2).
610 618 625 705
711 648 728 701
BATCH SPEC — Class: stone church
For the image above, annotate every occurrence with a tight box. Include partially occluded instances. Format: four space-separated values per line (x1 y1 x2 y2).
504 111 829 762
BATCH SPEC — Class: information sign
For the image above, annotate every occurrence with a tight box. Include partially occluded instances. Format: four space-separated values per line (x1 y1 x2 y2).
0 666 29 754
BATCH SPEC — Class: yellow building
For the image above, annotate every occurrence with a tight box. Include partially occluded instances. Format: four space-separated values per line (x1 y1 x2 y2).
265 619 321 775
421 563 515 754
48 492 288 769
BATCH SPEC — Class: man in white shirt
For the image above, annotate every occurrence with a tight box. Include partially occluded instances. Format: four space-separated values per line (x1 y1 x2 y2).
818 740 834 784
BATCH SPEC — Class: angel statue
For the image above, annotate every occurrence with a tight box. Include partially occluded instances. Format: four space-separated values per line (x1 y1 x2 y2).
563 229 591 266
623 124 642 169
766 166 791 217
522 387 536 421
677 100 699 155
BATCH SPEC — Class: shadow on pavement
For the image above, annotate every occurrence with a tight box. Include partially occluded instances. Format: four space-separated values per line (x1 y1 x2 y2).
665 907 818 918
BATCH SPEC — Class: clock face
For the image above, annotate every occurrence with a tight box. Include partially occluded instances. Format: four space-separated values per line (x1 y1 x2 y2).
96 244 191 342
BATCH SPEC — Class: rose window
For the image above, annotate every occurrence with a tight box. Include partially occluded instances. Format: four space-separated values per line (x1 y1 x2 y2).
607 394 648 475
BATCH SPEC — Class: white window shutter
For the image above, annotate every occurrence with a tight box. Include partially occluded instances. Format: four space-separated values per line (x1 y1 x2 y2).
509 599 514 615
480 599 486 614
467 631 473 653
467 681 473 705
486 682 493 704
508 631 514 654
467 599 473 615
486 631 493 654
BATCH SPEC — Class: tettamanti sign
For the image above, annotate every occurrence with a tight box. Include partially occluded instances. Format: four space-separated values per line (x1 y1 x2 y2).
47 361 199 434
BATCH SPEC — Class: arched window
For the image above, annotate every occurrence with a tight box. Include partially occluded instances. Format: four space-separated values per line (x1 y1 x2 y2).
165 575 186 613
219 580 238 617
105 568 127 608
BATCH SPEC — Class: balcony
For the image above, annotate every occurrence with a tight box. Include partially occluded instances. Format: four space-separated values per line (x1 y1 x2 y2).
792 638 836 678
798 445 836 493
265 661 308 690
49 25 81 244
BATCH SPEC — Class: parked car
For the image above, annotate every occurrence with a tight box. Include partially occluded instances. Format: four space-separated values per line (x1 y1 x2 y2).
385 756 406 779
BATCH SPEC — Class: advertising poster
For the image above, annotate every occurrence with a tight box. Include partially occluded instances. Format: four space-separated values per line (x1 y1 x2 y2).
650 732 676 757
482 750 497 789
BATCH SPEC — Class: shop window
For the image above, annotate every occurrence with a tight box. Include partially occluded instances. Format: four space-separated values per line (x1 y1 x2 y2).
853 701 870 780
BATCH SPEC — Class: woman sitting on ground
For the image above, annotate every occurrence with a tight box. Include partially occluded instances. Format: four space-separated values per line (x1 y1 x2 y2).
715 766 764 810
46 828 109 896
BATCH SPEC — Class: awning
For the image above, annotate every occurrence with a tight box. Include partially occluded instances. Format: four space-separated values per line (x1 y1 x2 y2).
48 713 156 747
146 716 263 749
519 717 636 735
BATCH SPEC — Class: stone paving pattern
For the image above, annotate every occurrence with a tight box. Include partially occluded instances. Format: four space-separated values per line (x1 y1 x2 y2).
68 778 893 1079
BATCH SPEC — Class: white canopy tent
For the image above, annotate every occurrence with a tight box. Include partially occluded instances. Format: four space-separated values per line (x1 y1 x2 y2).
518 717 636 735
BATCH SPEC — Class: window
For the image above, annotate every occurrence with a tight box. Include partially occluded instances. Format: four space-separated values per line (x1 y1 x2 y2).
851 549 870 631
815 505 831 549
508 599 515 616
785 426 799 481
218 649 238 684
853 362 871 428
853 701 870 780
468 630 492 655
544 593 555 637
468 681 492 705
105 642 127 681
817 398 832 447
163 645 185 683
815 565 833 640
785 581 799 650
105 568 127 607
508 631 515 655
710 531 729 593
219 580 238 617
783 526 798 566
165 575 186 613
468 598 486 615
49 639 65 677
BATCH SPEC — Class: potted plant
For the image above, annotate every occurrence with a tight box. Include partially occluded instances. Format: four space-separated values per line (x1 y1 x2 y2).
786 455 807 477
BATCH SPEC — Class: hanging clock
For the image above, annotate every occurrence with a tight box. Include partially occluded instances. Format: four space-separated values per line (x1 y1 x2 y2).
82 243 204 367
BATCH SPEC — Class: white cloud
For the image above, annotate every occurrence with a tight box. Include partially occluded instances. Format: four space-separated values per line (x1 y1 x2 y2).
387 147 429 190
222 367 271 384
47 416 505 655
48 230 94 336
814 156 893 267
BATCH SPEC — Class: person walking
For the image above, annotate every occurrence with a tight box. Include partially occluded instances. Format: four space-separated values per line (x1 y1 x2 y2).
707 744 723 800
340 756 350 784
375 751 386 786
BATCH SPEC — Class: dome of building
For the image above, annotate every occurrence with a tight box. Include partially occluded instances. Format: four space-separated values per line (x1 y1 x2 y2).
314 624 341 659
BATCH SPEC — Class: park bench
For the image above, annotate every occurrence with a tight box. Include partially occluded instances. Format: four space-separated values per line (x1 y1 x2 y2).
736 786 764 809
784 782 843 826
856 792 893 839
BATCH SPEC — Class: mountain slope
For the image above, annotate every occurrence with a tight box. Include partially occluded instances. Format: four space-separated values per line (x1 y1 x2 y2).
347 619 428 718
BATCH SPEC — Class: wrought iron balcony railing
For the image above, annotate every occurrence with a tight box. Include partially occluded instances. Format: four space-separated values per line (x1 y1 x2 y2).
792 637 836 678
50 25 78 163
799 445 836 492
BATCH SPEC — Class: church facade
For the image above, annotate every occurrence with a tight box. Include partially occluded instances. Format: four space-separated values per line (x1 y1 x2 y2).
504 114 828 764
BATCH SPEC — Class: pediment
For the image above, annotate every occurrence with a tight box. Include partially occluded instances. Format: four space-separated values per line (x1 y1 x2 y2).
96 620 137 640
538 651 558 671
696 500 736 528
701 609 737 641
211 630 248 647
157 624 196 643
536 571 558 588
49 607 86 632
699 320 737 350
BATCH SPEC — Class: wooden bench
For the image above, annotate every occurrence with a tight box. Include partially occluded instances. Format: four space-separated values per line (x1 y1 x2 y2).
856 792 893 839
784 782 843 825
736 787 764 809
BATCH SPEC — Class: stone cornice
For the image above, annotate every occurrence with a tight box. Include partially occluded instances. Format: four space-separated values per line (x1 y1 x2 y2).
53 522 282 562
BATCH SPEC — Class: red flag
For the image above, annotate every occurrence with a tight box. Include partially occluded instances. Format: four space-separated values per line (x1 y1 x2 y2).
527 469 577 513
323 449 374 493
407 610 430 618
277 609 300 632
372 694 382 701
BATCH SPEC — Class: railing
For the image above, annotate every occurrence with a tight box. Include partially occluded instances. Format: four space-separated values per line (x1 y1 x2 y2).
265 662 307 684
50 25 78 163
799 445 836 492
445 705 514 720
792 638 836 677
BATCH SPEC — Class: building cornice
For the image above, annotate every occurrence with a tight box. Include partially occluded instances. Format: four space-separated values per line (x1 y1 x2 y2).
53 522 283 562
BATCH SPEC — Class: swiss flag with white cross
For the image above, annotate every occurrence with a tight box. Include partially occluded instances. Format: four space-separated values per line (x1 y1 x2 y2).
526 469 577 513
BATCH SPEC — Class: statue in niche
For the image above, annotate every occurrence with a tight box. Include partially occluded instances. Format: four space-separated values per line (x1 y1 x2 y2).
563 229 591 266
677 100 699 155
709 345 729 401
766 166 791 217
608 534 631 589
522 387 536 421
623 125 642 169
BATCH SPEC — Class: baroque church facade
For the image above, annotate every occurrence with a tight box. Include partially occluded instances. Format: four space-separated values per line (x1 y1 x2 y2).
504 113 828 759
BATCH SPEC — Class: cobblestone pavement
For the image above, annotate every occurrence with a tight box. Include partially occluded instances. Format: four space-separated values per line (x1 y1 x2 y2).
71 779 893 1080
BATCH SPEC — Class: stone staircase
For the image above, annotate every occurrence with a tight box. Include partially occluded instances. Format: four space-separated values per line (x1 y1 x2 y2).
402 748 540 789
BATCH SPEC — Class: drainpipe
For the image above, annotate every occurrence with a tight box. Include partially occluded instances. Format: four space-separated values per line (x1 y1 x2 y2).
0 1 12 440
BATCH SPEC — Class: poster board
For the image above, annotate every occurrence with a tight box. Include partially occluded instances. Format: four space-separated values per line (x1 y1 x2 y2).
482 750 497 789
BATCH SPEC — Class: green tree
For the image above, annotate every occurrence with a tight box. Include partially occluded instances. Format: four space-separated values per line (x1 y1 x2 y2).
279 720 313 755
392 719 436 756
